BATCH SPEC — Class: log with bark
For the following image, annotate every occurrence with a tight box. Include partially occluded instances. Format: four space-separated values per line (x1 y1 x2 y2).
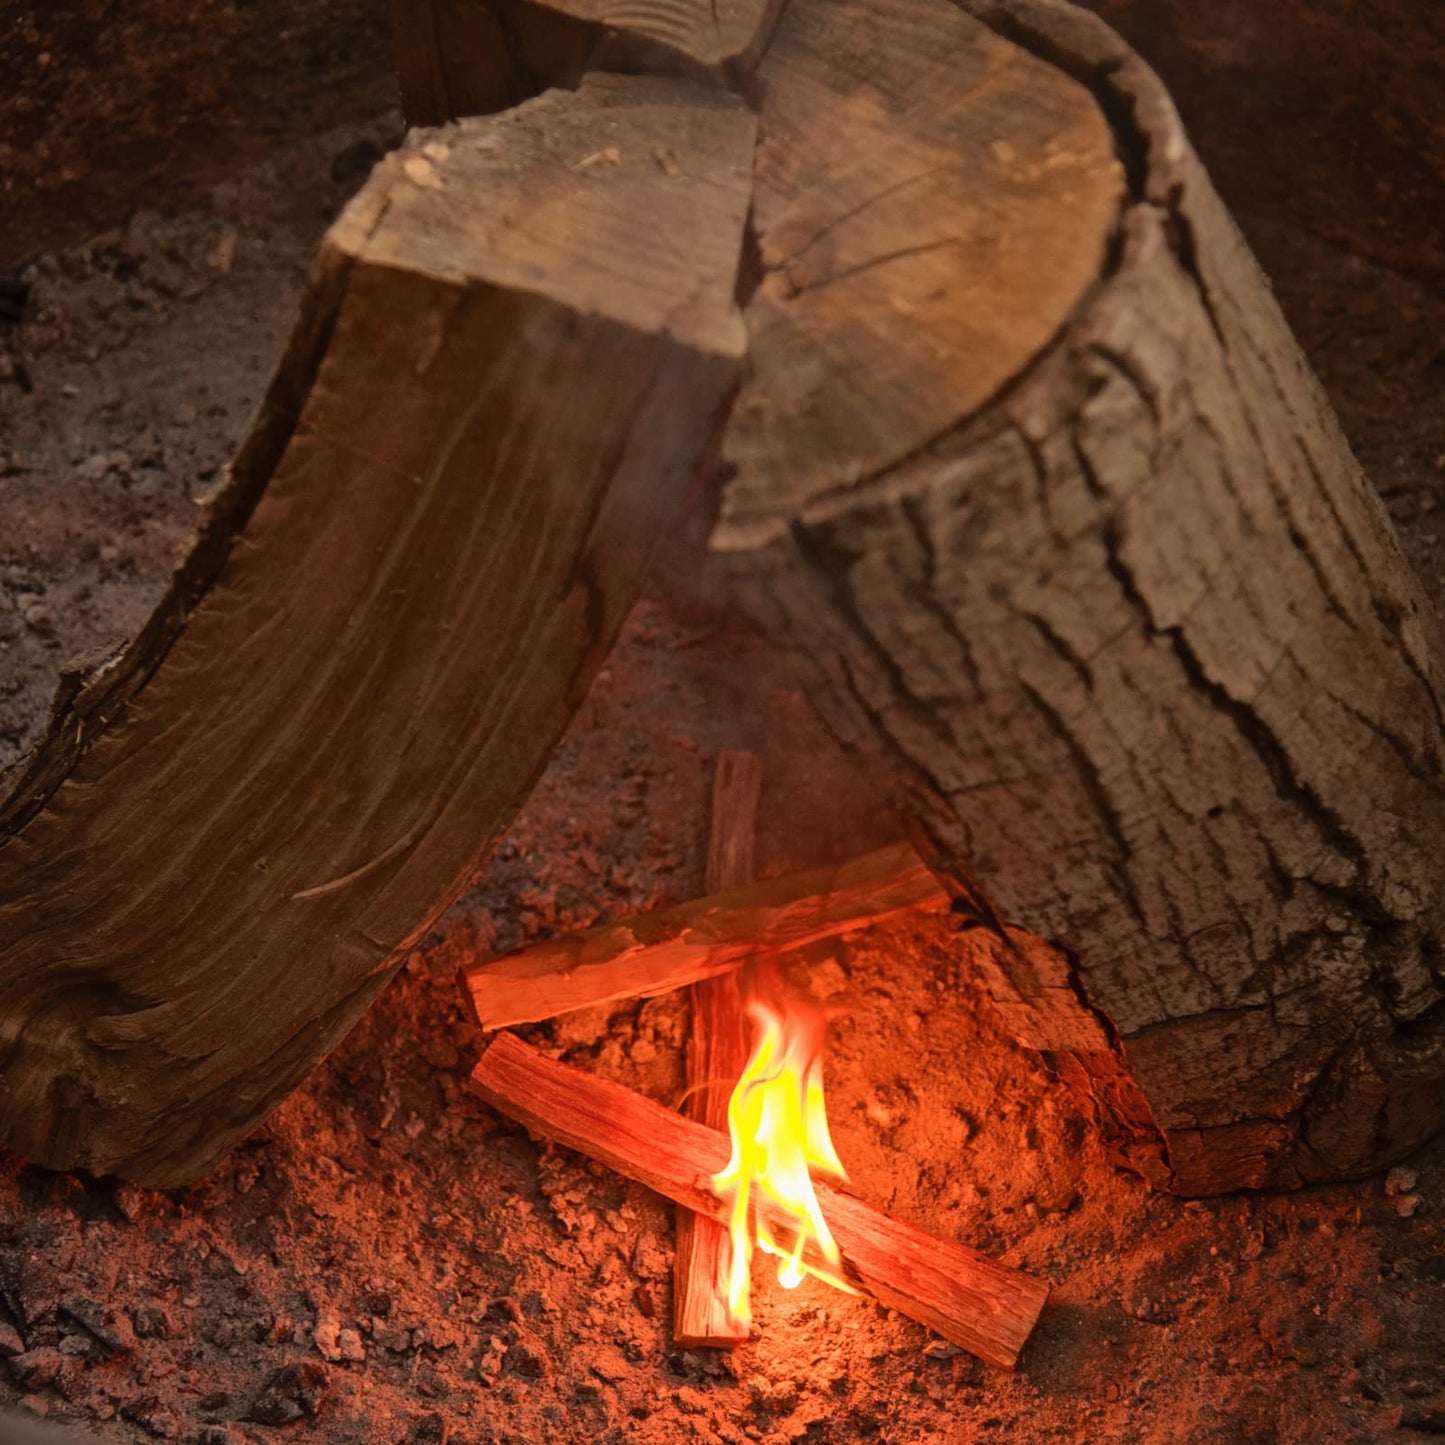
0 74 755 1184
471 1031 1050 1368
710 0 1445 1193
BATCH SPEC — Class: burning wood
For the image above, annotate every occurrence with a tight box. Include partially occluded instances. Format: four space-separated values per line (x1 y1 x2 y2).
674 751 761 1347
470 1031 1050 1369
460 842 950 1031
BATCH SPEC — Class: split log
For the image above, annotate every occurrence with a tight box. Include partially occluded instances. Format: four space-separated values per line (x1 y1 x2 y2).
675 750 761 1347
0 74 755 1184
389 0 783 126
471 1031 1049 1367
460 842 949 1030
711 0 1445 1192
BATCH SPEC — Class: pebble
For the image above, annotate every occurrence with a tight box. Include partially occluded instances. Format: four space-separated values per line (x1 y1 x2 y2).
923 1340 962 1360
477 1334 508 1385
0 1320 23 1356
410 1412 449 1445
121 1394 180 1439
313 1307 344 1362
246 1361 331 1425
590 1346 631 1383
807 958 849 1000
1384 1166 1419 1197
1395 1194 1422 1219
192 1429 245 1445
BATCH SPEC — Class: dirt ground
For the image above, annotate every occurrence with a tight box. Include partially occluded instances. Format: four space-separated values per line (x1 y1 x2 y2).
3 9 1445 1445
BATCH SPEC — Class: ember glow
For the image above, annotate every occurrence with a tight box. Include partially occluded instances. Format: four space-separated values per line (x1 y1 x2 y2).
712 994 852 1324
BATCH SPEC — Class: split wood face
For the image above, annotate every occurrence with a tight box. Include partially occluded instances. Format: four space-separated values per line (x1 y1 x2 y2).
0 75 754 1183
3 0 1442 1199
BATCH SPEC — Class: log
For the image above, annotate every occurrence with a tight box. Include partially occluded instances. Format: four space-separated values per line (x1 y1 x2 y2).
674 750 761 1347
471 1031 1050 1367
389 0 783 127
710 0 1445 1192
0 74 755 1184
460 842 949 1030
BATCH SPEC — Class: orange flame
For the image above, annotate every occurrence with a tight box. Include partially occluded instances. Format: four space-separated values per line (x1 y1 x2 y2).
711 994 852 1324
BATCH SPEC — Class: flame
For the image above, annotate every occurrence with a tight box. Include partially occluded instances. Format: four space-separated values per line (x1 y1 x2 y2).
711 993 852 1324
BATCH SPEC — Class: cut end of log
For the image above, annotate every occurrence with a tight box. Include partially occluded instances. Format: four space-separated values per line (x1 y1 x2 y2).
710 0 1125 550
336 74 753 361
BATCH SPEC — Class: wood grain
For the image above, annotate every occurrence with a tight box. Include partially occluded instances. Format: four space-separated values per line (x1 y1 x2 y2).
460 842 950 1030
713 0 1124 549
0 74 756 1184
674 751 761 1347
471 1031 1050 1367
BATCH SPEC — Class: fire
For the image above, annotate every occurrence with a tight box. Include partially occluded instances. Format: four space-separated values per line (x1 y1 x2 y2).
712 993 852 1324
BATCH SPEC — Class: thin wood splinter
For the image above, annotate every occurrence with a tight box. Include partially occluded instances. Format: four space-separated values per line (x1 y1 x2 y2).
470 1031 1050 1369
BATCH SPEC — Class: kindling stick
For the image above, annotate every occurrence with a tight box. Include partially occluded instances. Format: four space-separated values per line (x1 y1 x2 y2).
461 842 949 1031
470 1031 1049 1369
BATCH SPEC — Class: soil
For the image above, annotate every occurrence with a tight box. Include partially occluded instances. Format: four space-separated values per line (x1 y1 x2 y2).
2 6 1445 1444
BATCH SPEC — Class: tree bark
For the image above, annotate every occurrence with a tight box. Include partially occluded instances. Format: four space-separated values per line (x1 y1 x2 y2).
0 74 754 1185
712 0 1445 1193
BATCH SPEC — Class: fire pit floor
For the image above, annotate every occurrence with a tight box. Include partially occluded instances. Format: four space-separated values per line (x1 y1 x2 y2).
3 64 1445 1445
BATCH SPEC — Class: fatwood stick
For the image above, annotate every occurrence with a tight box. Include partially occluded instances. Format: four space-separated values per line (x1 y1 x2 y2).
674 750 761 1347
460 842 949 1030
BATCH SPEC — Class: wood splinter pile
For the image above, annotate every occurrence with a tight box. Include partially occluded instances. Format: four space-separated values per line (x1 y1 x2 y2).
462 753 1050 1371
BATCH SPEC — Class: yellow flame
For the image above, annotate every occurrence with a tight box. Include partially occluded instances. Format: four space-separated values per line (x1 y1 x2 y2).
711 995 851 1324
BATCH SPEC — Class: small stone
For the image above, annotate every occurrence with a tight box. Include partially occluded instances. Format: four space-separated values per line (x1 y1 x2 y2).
114 1182 148 1221
410 1411 449 1445
247 1361 331 1425
193 1428 245 1445
61 1298 131 1356
0 1319 23 1356
20 600 54 635
337 1328 366 1362
358 1290 393 1318
923 1340 962 1360
121 1394 180 1438
590 1347 631 1384
9 1347 62 1391
629 1038 657 1064
508 1329 550 1380
477 1335 508 1385
17 1395 48 1418
133 1305 171 1339
1395 1194 1422 1219
314 1307 344 1362
806 958 849 1000
1385 1166 1419 1197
